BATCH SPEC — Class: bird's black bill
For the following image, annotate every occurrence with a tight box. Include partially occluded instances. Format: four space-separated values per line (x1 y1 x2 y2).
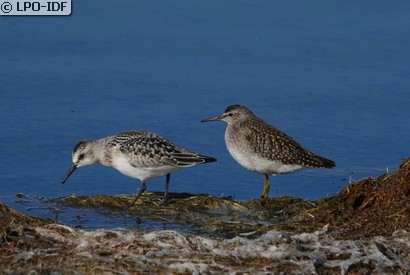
201 116 222 123
62 164 77 184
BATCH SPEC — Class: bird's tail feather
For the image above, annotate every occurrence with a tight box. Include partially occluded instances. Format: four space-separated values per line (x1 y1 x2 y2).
316 155 336 168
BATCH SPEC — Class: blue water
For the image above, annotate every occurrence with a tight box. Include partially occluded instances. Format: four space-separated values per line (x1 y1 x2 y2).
1 0 410 230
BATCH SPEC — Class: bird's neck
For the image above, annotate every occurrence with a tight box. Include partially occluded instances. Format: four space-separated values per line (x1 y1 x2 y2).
92 139 109 165
94 138 112 166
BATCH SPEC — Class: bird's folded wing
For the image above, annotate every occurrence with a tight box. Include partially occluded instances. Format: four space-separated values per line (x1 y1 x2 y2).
163 152 208 167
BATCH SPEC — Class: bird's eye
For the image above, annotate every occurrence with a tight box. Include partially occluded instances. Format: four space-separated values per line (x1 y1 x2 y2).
78 153 85 160
228 112 233 117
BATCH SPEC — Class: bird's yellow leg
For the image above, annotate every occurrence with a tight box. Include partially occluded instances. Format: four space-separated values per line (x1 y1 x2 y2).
261 174 270 198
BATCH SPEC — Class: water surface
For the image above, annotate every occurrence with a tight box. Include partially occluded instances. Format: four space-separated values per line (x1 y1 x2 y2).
1 0 410 230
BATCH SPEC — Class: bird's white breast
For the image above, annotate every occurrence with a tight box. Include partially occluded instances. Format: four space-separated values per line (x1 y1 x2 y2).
110 155 180 181
227 144 303 174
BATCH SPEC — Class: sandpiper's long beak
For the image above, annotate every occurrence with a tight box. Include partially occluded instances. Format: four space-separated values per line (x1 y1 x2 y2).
201 115 222 123
62 164 77 184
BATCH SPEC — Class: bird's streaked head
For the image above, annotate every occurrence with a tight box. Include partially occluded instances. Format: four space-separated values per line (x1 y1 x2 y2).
62 140 98 183
201 104 253 124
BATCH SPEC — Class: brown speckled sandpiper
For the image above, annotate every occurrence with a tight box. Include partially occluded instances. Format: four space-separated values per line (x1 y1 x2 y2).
202 104 335 198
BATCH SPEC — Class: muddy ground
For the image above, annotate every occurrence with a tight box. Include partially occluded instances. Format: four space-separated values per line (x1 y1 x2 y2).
1 159 410 274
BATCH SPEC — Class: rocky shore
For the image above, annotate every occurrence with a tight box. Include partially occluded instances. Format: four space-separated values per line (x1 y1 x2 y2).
1 159 410 274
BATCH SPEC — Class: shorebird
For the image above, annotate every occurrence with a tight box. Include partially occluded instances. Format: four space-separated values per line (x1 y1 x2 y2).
62 130 216 207
202 104 335 198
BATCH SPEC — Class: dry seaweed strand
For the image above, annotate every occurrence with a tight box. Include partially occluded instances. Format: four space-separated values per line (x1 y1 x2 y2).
311 158 410 239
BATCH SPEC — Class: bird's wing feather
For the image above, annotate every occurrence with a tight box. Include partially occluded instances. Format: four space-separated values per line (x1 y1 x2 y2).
164 152 215 167
245 118 334 168
113 131 214 168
